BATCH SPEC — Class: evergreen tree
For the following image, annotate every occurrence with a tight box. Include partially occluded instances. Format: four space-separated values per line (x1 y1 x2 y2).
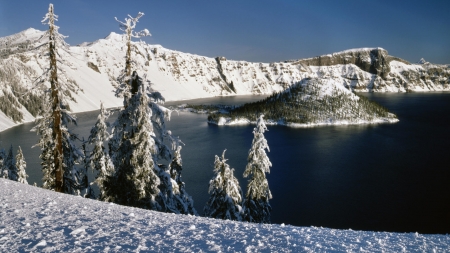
61 125 87 195
109 77 161 209
108 13 192 214
42 3 64 192
15 146 28 184
88 102 114 201
32 96 55 189
33 4 84 194
0 148 6 179
204 150 243 221
167 146 197 215
0 146 15 180
114 12 150 104
242 115 272 223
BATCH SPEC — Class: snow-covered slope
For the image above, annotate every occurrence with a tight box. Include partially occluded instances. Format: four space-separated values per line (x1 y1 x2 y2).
1 179 449 252
0 29 449 131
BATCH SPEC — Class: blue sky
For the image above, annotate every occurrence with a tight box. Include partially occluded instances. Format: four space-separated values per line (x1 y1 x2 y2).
1 0 449 63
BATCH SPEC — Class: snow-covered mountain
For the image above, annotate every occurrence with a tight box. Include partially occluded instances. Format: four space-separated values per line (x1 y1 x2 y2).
1 178 449 252
0 28 449 130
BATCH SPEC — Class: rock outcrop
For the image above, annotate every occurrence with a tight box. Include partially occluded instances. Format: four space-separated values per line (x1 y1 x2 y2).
0 29 449 130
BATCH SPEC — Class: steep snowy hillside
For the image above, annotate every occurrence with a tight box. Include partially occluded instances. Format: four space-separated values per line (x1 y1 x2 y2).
0 29 449 131
1 179 449 252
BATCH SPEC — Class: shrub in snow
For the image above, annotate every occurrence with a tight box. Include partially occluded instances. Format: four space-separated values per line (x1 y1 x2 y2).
204 150 243 221
242 115 272 223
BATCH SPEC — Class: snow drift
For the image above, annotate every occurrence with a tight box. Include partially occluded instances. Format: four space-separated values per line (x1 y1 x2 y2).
1 178 449 252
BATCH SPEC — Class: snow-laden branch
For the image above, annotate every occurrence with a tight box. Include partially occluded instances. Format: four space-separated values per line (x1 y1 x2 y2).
114 12 151 39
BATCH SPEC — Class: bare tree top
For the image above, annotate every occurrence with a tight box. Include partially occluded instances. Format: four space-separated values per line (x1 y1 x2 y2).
114 12 151 38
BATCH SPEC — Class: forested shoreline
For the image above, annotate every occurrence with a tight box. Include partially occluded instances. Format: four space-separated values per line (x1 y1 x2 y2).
208 79 398 126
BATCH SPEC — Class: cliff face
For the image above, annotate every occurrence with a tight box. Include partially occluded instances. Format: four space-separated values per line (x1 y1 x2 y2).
290 48 450 92
292 48 392 78
0 29 449 130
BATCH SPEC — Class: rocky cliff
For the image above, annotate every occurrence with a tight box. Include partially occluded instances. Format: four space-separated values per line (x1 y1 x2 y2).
0 28 449 130
290 48 450 92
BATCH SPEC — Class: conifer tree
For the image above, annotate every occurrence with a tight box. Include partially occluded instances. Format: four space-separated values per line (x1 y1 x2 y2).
107 13 195 214
2 145 16 180
61 128 87 195
32 96 55 189
109 76 161 209
33 4 84 194
78 138 94 198
242 115 272 223
109 13 191 213
114 12 150 104
43 3 64 192
88 102 115 201
15 146 28 184
0 148 6 179
167 146 197 215
204 150 243 221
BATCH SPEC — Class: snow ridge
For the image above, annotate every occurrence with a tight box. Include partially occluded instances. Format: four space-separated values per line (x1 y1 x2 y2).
1 179 449 252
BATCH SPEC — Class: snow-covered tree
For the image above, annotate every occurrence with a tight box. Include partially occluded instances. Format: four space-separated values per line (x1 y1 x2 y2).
1 146 15 180
167 146 197 215
156 141 197 215
32 4 84 194
32 96 55 189
41 3 65 192
61 126 87 195
242 115 272 223
204 150 243 221
114 12 150 104
108 13 195 213
0 148 6 179
88 102 114 201
15 146 28 184
78 138 94 198
109 76 160 209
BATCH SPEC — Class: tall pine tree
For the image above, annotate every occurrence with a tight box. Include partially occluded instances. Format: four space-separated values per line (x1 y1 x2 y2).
113 12 150 104
108 74 161 209
204 150 243 221
107 13 194 214
242 115 272 223
33 4 85 194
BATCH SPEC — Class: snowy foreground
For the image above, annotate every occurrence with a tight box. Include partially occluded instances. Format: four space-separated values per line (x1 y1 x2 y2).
1 179 449 252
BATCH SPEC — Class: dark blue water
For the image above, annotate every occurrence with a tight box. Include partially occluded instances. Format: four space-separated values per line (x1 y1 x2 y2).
1 93 449 234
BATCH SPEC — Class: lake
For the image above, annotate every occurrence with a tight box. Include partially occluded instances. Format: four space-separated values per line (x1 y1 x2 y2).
1 93 449 234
